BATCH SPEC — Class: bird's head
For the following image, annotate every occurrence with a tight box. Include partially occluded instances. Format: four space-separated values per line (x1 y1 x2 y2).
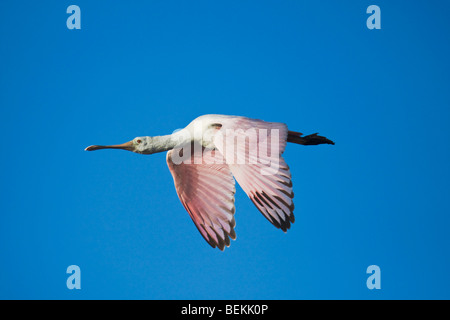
85 136 154 154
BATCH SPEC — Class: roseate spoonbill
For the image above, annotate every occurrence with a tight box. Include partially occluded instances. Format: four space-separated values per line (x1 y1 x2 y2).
85 114 334 250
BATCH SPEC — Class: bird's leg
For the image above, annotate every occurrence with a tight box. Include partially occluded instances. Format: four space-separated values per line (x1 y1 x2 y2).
287 131 335 145
300 133 335 145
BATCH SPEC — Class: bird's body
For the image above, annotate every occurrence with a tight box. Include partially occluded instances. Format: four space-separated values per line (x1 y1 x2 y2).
86 114 334 250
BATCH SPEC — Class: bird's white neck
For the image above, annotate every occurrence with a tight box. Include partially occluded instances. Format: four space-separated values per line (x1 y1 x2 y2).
150 135 177 153
140 130 190 154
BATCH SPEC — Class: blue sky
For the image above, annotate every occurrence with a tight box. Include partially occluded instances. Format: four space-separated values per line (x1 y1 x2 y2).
1 0 450 299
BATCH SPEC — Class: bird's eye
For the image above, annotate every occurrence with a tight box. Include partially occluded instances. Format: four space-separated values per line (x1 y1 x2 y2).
136 139 142 144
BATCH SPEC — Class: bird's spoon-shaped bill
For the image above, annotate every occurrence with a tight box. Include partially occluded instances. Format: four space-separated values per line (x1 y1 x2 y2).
85 141 134 151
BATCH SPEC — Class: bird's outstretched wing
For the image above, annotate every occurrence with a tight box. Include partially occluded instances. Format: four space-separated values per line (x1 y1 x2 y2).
166 146 236 250
214 117 295 231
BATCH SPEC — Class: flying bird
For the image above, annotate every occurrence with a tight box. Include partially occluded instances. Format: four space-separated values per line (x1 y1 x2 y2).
85 114 334 250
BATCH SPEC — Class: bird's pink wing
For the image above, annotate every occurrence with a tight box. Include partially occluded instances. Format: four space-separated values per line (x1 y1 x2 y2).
166 147 236 250
214 117 295 231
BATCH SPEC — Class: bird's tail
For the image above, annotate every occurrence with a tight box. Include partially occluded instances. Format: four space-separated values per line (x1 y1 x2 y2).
287 131 335 146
